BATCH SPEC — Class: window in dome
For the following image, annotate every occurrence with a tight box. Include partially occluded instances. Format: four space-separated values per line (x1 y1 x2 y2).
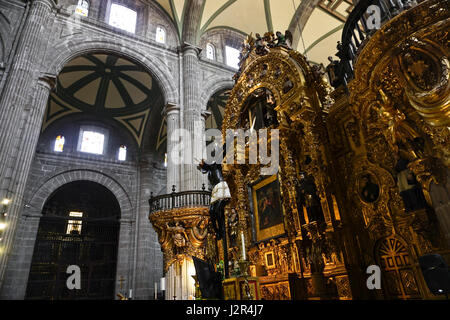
118 145 127 161
225 46 240 69
156 26 166 44
75 0 89 17
108 3 137 33
54 135 65 152
206 43 215 60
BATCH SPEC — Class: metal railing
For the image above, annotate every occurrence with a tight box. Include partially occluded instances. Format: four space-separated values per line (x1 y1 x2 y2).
148 186 211 214
336 0 421 86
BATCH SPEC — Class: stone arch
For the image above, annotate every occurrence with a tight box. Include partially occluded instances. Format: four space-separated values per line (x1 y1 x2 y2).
288 0 321 49
0 169 135 299
43 38 179 105
200 78 234 111
28 169 133 220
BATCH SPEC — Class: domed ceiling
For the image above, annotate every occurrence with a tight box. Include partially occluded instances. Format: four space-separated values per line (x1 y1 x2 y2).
154 0 355 65
43 53 163 146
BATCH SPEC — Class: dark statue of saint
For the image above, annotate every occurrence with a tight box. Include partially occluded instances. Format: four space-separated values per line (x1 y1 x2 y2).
227 209 239 247
197 160 231 240
395 158 428 212
296 172 324 223
197 159 232 278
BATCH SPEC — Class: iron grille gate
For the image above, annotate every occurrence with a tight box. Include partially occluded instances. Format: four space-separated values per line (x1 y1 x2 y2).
26 216 120 300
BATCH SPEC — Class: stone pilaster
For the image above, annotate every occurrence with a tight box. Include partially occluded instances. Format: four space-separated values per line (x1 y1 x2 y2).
0 75 54 286
181 43 203 191
165 103 181 193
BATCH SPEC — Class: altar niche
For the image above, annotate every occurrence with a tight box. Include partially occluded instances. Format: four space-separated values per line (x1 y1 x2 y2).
239 88 278 131
25 181 120 300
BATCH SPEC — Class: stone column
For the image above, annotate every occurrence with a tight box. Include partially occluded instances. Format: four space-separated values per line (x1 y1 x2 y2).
0 0 55 287
0 211 42 299
181 43 203 191
165 103 181 193
115 219 134 299
0 0 53 180
0 75 54 287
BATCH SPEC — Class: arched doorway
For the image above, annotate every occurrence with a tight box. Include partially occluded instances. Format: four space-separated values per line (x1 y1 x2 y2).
25 181 121 300
376 237 422 300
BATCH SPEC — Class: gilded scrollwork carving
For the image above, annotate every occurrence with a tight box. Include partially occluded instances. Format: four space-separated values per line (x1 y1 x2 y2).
149 207 210 272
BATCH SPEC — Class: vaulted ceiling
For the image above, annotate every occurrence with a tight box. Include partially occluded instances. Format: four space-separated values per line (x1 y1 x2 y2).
43 53 164 147
154 0 355 65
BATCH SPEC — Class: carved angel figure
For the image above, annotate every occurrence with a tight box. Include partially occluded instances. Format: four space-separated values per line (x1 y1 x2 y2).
166 221 187 248
192 218 209 242
255 33 270 55
275 30 293 49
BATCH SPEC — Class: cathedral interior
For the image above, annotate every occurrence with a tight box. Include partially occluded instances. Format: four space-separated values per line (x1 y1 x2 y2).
0 0 448 301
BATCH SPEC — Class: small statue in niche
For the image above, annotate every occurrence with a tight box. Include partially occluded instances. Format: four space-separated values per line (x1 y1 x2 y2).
263 90 278 127
274 66 282 78
227 209 239 248
255 33 270 55
296 172 325 223
260 64 268 78
283 77 294 94
359 174 380 203
395 157 428 212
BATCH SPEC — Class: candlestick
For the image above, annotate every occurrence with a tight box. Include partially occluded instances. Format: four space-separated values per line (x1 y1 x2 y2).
241 231 246 261
160 277 166 291
173 275 177 300
129 289 132 299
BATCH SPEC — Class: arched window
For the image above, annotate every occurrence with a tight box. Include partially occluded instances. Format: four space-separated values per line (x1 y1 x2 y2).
118 145 127 161
156 26 166 44
206 43 215 60
225 46 240 69
75 0 89 17
108 3 137 33
54 135 65 152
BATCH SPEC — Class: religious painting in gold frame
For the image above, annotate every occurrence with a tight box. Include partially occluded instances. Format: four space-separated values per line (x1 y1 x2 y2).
264 251 276 269
252 175 285 242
